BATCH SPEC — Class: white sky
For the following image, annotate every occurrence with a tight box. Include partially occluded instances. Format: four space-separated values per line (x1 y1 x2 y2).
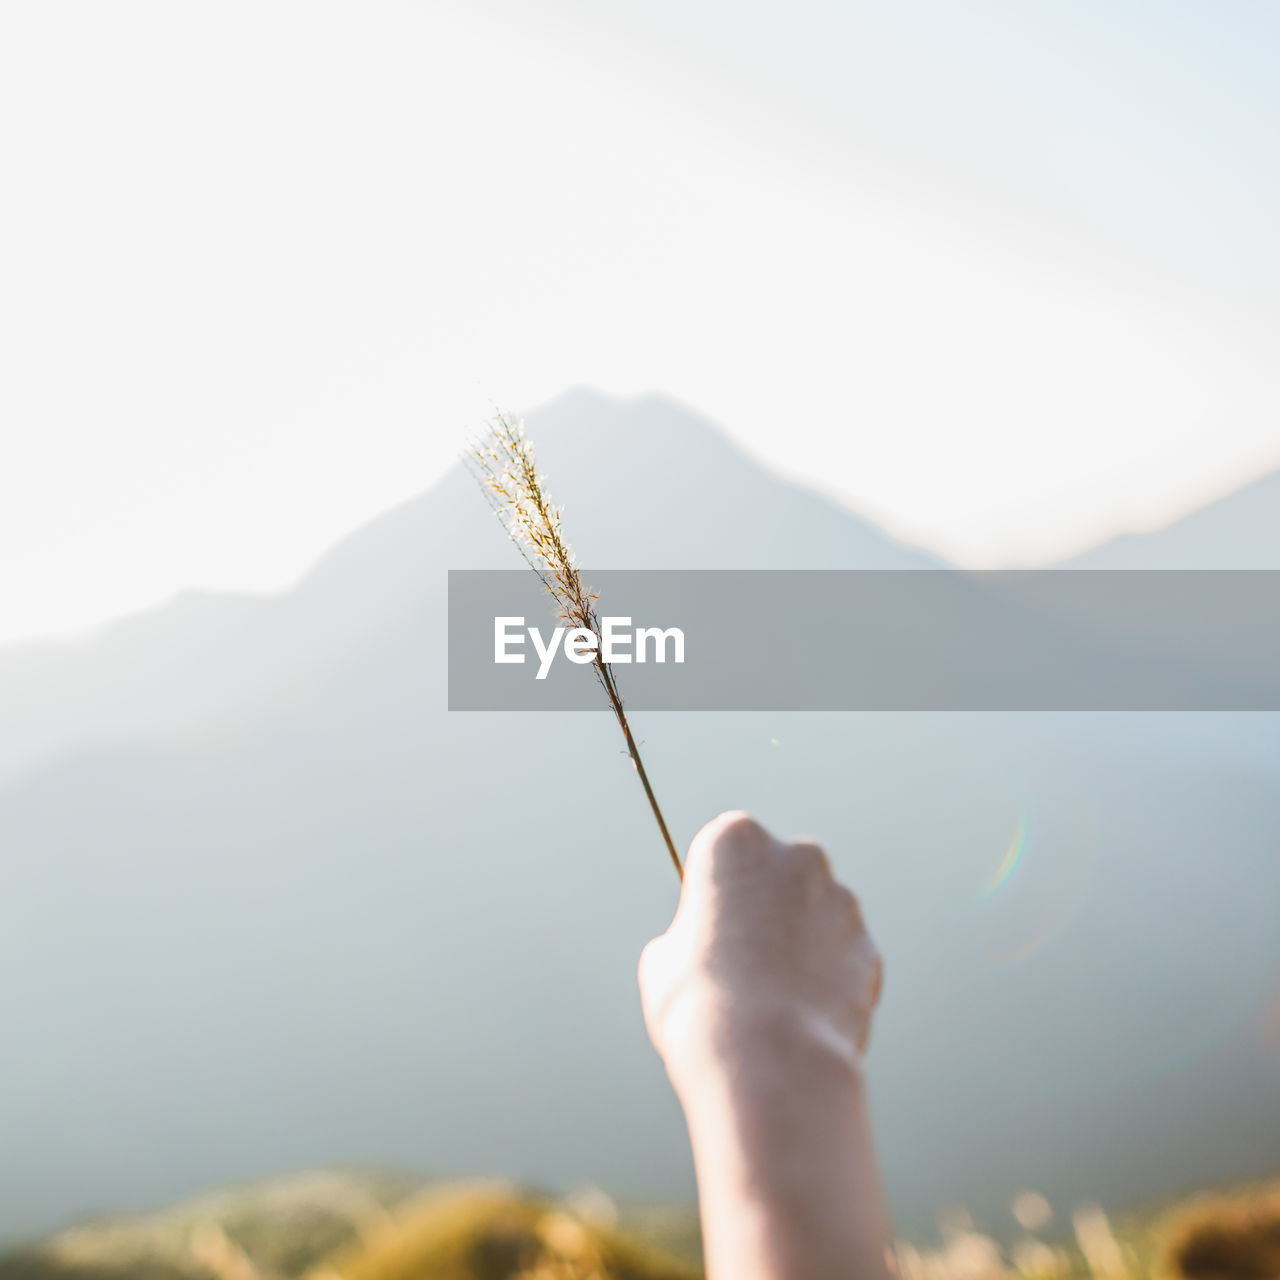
3 1 1279 646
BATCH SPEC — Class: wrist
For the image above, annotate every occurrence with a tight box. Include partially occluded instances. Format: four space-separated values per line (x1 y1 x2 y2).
657 983 863 1102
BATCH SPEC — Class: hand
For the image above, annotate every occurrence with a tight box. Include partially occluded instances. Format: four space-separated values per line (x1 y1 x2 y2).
638 810 884 1090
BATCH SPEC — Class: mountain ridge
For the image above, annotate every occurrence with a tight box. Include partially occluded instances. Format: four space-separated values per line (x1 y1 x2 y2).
1057 464 1280 569
0 389 935 789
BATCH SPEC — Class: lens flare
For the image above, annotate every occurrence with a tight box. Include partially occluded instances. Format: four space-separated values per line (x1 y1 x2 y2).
978 815 1027 899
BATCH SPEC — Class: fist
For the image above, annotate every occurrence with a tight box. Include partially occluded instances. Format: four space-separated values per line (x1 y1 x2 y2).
638 811 883 1084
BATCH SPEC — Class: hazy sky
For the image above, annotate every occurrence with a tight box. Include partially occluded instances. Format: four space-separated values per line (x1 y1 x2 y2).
3 1 1279 644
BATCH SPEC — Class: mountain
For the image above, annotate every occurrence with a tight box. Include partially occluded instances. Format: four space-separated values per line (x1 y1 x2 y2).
1 390 1277 1246
1061 466 1280 568
0 389 933 791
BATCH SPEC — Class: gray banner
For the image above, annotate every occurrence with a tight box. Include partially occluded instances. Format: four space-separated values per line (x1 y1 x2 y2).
447 570 1280 710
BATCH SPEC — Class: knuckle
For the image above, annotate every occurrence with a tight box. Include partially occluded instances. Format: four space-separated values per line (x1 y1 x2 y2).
637 936 663 985
789 840 831 876
715 810 767 846
690 811 772 870
841 886 866 924
835 883 860 918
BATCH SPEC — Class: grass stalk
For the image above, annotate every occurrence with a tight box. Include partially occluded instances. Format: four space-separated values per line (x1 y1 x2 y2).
467 412 683 882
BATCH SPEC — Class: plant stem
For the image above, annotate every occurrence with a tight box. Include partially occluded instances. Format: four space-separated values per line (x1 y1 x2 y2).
598 660 683 882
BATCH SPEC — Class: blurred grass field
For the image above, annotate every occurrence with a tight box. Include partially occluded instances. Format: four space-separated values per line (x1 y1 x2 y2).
2 1169 1276 1280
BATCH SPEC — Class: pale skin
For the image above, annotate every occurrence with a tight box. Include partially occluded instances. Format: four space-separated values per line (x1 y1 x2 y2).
638 811 893 1280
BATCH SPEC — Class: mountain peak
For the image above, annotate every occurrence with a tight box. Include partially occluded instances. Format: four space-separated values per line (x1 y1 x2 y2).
301 389 937 586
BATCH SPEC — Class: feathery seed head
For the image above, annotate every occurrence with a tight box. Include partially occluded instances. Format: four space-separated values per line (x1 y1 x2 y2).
467 412 597 633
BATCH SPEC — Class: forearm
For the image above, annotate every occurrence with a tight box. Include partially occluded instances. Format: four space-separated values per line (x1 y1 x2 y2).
672 1010 894 1280
639 813 891 1279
